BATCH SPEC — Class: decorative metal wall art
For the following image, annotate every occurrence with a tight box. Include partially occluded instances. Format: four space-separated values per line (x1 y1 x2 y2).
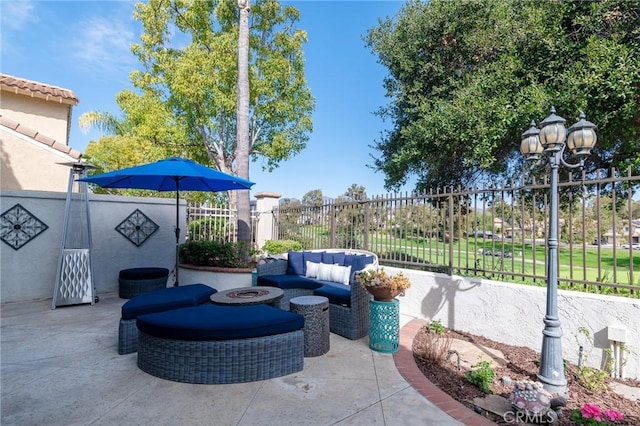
115 209 159 247
1 204 49 250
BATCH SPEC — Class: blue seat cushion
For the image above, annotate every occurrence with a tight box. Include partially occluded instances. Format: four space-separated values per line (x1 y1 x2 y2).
137 303 304 341
313 281 351 306
119 267 169 280
257 274 323 290
121 283 216 320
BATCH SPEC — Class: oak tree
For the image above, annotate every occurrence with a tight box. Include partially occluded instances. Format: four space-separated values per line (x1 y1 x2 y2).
366 0 640 191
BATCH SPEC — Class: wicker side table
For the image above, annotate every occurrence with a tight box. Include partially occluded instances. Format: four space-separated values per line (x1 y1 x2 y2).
290 295 330 357
118 267 169 299
369 299 399 353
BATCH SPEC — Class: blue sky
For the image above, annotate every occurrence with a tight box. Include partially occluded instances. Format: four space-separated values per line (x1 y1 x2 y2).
1 0 413 200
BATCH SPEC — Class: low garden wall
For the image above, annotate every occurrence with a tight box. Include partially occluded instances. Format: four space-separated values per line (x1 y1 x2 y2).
178 264 254 291
1 190 179 302
1 189 280 303
389 266 639 380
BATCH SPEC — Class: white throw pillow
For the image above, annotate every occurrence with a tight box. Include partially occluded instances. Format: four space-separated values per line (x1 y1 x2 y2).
316 263 334 281
305 261 321 278
317 263 352 285
330 264 351 285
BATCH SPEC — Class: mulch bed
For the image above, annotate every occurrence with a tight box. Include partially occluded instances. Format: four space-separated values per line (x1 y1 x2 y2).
412 326 640 425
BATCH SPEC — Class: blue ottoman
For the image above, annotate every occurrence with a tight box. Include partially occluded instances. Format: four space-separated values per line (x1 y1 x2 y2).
119 267 170 299
136 303 305 384
118 283 216 355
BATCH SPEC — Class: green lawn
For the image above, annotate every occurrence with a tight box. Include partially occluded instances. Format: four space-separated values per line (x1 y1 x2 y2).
283 225 639 297
372 235 640 296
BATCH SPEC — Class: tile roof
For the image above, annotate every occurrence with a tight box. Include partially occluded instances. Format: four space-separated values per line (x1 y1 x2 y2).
0 115 81 160
0 73 79 105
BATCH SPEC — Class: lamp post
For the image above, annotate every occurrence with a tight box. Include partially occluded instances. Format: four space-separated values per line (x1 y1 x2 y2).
520 107 597 395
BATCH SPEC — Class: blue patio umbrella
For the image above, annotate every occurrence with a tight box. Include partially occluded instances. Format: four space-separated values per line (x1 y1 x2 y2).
79 157 254 286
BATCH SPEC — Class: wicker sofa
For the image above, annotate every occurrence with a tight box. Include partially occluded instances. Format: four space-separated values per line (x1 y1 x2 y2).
256 249 378 340
136 303 304 384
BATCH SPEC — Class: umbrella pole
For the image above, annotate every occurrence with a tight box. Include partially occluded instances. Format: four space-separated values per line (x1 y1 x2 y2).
175 189 180 286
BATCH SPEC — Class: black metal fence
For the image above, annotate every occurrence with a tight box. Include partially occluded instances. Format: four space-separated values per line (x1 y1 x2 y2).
273 168 640 298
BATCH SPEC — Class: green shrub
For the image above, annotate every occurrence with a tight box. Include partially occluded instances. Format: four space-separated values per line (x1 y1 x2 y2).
413 320 452 366
428 319 446 335
576 366 609 392
187 218 231 241
465 361 496 393
179 240 256 268
574 326 612 391
261 239 303 255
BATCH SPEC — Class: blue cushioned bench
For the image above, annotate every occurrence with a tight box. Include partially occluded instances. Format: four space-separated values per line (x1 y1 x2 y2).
118 284 216 355
136 303 305 384
257 249 378 340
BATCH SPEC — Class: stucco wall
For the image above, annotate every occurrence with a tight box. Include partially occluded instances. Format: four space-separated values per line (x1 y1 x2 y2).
390 266 640 380
0 131 75 191
178 266 253 291
1 190 183 302
1 92 71 143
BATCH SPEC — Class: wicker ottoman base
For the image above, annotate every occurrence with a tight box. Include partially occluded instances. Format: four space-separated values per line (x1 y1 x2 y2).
118 319 138 355
137 330 304 384
119 267 169 299
290 296 330 357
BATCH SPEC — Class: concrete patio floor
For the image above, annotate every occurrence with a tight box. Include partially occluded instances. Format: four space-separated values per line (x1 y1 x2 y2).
1 292 468 426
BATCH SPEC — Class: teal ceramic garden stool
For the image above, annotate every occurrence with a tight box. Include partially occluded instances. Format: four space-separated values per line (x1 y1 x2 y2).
369 299 399 353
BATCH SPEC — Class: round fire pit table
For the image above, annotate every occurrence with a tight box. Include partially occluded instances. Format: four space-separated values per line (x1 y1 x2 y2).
290 295 330 357
210 286 284 306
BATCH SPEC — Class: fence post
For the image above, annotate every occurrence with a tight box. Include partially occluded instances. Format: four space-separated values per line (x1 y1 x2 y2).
329 204 336 247
254 192 281 250
448 188 454 275
363 201 370 250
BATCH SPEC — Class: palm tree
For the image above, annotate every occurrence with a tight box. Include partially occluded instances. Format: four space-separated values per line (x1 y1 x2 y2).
236 0 252 244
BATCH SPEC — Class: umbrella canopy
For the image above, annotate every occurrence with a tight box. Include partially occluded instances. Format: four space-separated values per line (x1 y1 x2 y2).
79 157 254 192
79 157 254 285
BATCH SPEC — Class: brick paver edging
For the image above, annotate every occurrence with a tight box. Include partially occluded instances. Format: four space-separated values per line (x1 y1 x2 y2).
394 318 497 426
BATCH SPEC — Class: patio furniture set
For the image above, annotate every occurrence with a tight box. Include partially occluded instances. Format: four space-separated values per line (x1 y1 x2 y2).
117 249 378 385
256 248 378 340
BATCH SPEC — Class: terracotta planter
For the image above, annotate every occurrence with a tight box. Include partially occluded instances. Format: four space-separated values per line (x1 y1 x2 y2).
365 286 401 302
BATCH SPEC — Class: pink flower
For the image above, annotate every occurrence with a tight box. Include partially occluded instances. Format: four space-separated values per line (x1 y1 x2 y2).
572 404 625 425
604 409 624 422
581 403 602 421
